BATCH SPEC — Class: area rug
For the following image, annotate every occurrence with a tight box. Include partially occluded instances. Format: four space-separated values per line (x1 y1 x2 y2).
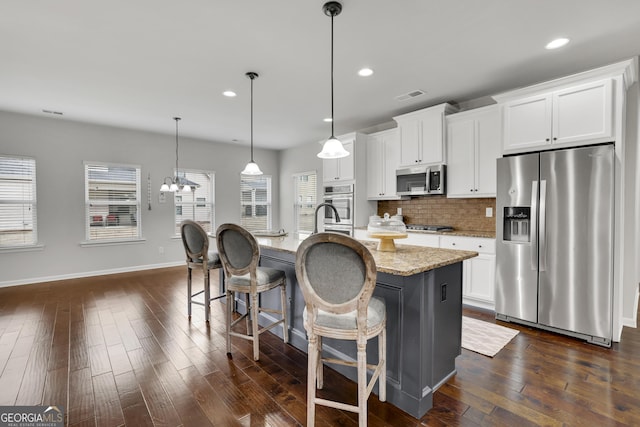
461 316 519 357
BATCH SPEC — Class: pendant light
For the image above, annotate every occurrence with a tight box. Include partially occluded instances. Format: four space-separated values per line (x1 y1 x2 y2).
241 72 263 175
317 1 349 159
160 117 191 192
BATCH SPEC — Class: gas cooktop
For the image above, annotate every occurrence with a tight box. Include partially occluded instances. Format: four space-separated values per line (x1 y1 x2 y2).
406 224 454 232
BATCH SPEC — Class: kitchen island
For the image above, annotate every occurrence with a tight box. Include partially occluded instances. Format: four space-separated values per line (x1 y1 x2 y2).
244 234 477 418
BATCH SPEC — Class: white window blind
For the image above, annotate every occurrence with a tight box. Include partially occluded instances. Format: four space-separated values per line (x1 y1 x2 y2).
240 175 271 231
294 171 317 234
174 170 215 235
0 155 37 247
85 162 141 242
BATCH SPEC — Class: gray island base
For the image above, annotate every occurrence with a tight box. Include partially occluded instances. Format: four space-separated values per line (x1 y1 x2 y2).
239 235 477 419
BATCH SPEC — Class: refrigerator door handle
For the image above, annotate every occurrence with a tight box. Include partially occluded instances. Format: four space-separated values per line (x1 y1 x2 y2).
539 180 547 272
530 181 538 271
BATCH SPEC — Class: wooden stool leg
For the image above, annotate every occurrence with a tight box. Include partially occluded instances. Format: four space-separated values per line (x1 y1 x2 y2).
187 267 192 319
280 282 288 343
251 293 260 361
307 334 318 427
204 268 210 323
379 326 386 402
245 293 252 335
316 336 323 389
357 341 367 427
226 290 233 355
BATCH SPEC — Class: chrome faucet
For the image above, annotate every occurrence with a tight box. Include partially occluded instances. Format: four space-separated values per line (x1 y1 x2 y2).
313 203 341 234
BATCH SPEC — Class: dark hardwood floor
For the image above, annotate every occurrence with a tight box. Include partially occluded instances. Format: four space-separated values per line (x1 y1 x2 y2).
0 266 639 426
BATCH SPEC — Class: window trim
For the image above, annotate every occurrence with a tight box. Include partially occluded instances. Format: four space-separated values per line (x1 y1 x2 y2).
240 174 272 231
0 154 38 249
82 161 142 244
172 168 215 236
293 170 318 234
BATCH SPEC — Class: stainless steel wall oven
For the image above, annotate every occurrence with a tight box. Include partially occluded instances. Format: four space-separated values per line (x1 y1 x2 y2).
322 183 354 235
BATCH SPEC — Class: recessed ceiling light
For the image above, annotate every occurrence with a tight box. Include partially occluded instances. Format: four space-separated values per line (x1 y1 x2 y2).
323 117 333 123
358 68 374 77
223 90 237 97
545 38 570 50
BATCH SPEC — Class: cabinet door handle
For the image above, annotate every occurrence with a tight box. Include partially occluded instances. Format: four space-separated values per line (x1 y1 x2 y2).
478 245 483 248
553 137 557 141
545 138 550 142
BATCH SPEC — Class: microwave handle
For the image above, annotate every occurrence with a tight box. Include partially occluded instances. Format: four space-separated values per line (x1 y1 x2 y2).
426 167 431 193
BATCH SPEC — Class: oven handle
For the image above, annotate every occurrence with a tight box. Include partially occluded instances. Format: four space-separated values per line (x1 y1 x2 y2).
323 194 353 200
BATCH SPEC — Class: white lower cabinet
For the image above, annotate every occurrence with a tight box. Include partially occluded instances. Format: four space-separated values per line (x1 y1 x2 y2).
440 236 496 310
404 232 439 247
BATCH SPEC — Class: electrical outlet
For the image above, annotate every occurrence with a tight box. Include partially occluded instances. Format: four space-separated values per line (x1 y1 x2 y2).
159 246 164 255
159 192 166 203
486 207 493 217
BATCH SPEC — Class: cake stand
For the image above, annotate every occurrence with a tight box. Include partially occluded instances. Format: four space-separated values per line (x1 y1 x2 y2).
368 232 408 252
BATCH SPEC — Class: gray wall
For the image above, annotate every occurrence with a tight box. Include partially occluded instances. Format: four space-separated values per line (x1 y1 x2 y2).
0 111 279 286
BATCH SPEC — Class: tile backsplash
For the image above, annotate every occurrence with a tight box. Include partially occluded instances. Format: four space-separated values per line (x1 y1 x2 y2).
378 196 496 232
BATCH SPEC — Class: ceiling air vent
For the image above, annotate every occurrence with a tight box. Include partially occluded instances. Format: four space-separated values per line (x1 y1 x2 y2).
395 90 426 102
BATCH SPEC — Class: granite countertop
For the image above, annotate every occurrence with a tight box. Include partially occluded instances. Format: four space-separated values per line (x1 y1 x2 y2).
421 229 496 239
256 234 478 277
354 226 495 239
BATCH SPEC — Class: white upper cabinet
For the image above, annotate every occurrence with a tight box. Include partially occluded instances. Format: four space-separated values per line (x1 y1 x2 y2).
393 103 458 167
499 78 614 154
366 128 400 200
552 79 613 145
446 105 501 198
322 139 354 182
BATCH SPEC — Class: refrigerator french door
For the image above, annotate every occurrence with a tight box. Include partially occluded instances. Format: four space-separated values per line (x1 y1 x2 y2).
495 144 614 346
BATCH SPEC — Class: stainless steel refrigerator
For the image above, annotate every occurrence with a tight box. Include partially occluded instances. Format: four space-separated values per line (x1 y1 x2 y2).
495 144 614 346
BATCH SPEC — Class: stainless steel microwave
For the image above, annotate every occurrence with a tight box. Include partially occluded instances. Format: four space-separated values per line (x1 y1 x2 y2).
396 164 446 196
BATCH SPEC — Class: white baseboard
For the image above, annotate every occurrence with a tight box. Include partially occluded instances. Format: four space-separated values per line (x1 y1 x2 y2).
622 287 639 329
0 261 183 289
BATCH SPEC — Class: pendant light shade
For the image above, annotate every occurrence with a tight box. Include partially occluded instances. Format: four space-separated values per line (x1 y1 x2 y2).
160 117 192 192
241 161 262 175
318 1 349 159
241 72 263 175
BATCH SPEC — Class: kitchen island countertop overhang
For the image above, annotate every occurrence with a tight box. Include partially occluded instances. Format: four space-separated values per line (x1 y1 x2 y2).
235 233 478 419
255 234 478 275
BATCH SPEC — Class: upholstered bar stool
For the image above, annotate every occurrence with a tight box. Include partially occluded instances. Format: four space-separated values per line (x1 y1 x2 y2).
216 223 288 361
295 232 386 427
180 220 225 323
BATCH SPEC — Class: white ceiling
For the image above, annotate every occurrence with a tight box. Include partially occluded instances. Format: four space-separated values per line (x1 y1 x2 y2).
2 1 640 150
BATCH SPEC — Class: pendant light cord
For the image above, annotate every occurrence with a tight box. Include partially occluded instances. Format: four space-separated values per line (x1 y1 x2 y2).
174 117 180 183
250 76 254 162
330 12 335 138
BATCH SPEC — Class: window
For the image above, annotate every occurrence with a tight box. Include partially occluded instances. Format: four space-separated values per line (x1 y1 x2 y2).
0 155 37 247
240 175 271 231
85 162 141 242
174 170 215 235
294 171 317 234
